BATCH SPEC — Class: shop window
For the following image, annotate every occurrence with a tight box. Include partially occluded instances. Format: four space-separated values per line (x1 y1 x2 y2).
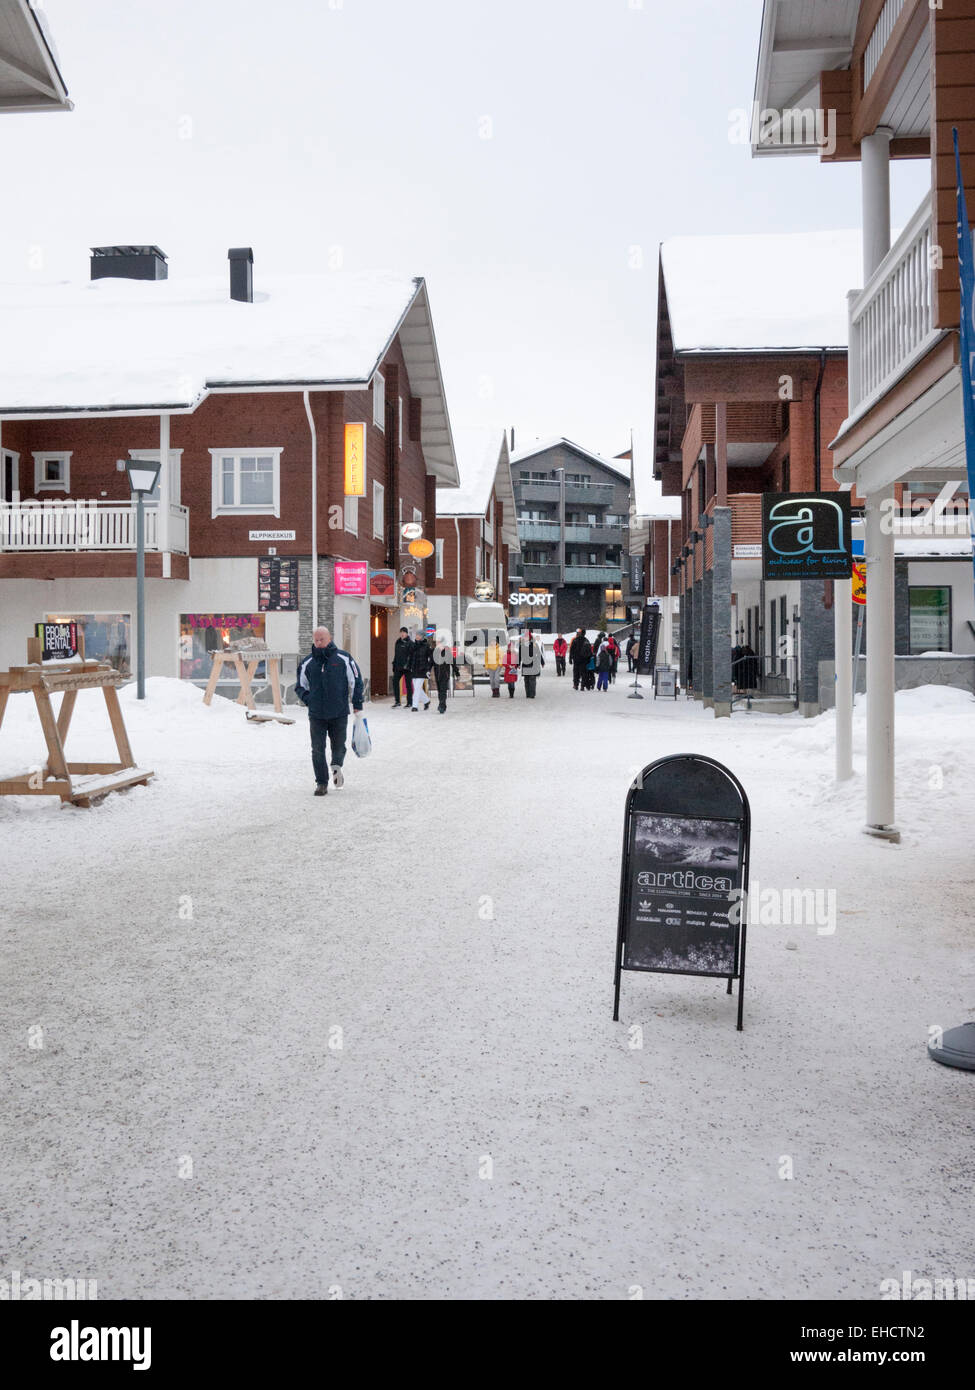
909 586 951 653
179 613 266 682
210 449 280 516
47 612 130 674
33 452 71 494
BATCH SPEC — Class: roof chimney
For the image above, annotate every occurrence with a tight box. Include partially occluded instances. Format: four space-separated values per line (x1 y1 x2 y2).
90 245 167 281
229 247 253 303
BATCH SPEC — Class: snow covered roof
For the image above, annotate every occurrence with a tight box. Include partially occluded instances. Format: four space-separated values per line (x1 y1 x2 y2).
0 269 459 484
661 230 862 354
510 436 629 481
437 427 518 547
0 2 71 112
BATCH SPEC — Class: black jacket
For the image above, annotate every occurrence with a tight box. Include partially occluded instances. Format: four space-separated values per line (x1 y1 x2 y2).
296 642 364 720
409 639 434 677
393 636 413 672
597 645 613 672
569 634 592 666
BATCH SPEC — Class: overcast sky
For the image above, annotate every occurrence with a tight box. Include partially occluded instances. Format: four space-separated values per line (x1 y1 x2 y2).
9 0 930 461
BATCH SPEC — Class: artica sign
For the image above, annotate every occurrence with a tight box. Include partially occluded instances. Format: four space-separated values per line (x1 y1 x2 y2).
762 491 852 581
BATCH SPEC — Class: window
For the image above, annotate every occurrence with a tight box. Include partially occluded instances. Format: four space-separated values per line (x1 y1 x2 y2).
373 481 385 540
565 472 587 485
128 449 182 503
909 586 951 653
373 371 385 429
210 449 281 516
520 470 549 483
413 506 422 524
2 449 19 502
474 545 482 579
398 397 403 450
345 493 358 536
435 537 444 579
33 452 71 494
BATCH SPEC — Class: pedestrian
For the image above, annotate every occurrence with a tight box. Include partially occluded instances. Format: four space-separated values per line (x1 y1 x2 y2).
625 632 638 672
520 627 543 698
502 638 519 698
596 639 613 692
295 626 364 796
553 633 568 677
391 626 413 707
606 634 620 683
409 630 433 710
486 633 505 698
569 628 592 691
432 631 453 713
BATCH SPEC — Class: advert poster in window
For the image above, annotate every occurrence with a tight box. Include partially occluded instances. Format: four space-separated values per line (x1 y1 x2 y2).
46 613 130 675
258 557 299 611
179 613 266 680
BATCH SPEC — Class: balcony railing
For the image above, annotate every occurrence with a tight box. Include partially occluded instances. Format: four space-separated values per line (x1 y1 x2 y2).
848 193 938 417
0 499 190 553
564 564 623 585
517 521 561 542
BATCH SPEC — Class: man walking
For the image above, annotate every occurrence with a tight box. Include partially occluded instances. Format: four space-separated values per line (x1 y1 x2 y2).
295 626 364 796
553 633 568 677
391 626 413 707
569 628 592 691
432 632 453 713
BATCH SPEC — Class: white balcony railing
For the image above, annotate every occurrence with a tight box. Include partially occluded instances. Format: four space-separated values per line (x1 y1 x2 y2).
848 193 938 417
864 0 908 88
0 499 190 553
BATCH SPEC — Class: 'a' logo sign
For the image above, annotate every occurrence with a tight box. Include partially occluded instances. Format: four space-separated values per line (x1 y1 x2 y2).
762 492 852 580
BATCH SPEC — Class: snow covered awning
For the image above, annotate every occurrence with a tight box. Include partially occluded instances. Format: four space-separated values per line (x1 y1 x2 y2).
0 1 71 112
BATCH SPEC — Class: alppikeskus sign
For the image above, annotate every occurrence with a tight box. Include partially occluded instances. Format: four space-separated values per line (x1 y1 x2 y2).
762 491 852 581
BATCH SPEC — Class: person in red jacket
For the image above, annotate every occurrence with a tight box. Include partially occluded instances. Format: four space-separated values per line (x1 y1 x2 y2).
553 634 568 677
502 639 519 698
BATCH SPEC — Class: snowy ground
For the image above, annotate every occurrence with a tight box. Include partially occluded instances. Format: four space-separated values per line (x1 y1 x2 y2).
1 669 973 1300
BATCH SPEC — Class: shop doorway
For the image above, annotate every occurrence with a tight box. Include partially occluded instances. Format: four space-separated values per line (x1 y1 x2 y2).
370 606 389 697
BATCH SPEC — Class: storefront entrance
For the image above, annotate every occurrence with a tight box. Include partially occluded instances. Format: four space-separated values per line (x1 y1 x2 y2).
370 606 389 697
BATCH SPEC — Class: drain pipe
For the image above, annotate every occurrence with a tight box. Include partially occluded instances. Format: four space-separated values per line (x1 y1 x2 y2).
813 348 827 492
454 517 462 641
303 390 318 633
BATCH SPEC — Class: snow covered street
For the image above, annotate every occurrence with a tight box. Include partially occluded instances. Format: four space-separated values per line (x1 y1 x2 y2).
2 670 973 1300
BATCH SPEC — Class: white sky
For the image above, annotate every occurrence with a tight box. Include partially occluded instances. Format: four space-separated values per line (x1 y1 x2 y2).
8 0 931 460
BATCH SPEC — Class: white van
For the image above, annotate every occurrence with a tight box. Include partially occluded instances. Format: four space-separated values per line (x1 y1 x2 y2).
461 601 508 678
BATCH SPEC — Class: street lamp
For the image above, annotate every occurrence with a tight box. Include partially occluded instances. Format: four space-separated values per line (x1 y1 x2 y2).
123 457 161 699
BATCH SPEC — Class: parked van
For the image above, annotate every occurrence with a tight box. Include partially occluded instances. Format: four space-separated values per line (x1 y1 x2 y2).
461 601 508 678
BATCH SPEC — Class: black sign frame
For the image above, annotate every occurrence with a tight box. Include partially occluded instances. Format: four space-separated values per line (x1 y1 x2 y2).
613 754 750 1030
762 490 853 581
635 605 661 676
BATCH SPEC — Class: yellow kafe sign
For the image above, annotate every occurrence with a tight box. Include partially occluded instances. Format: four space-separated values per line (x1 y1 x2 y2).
344 423 366 497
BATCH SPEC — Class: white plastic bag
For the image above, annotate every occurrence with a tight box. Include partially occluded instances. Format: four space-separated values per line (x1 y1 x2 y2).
351 714 372 758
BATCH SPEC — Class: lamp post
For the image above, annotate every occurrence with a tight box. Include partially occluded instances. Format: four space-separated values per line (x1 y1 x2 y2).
123 458 161 699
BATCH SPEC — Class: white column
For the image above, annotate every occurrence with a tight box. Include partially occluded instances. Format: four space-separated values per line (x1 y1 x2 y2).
157 413 171 555
861 127 893 282
835 578 853 781
865 486 898 838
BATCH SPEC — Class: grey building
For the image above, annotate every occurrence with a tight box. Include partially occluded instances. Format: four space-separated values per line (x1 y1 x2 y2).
508 438 630 633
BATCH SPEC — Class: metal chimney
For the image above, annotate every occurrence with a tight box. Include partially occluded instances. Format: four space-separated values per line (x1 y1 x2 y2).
91 245 167 281
228 247 253 303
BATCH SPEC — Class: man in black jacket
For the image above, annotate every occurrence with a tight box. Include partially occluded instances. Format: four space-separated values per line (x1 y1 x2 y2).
569 628 592 691
295 627 364 795
391 627 413 707
408 631 433 709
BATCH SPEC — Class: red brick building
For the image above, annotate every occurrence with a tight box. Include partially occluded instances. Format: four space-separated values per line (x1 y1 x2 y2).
0 249 459 697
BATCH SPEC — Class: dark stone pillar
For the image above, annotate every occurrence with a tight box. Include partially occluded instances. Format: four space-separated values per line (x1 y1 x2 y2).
799 578 835 716
894 558 911 655
711 507 732 717
692 574 704 699
702 568 714 706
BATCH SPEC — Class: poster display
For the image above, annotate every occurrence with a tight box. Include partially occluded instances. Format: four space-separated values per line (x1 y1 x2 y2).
258 556 299 611
762 491 852 581
334 562 368 596
35 621 78 661
623 813 743 976
636 605 662 675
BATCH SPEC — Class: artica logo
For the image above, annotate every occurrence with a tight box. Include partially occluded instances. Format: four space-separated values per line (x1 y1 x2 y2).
762 491 852 580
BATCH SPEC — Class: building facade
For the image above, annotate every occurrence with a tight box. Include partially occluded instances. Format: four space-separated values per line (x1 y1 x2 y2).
508 438 630 633
0 250 459 699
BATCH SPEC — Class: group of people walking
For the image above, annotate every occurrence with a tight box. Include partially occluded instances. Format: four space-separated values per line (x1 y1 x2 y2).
487 629 544 699
392 627 454 713
559 629 629 692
